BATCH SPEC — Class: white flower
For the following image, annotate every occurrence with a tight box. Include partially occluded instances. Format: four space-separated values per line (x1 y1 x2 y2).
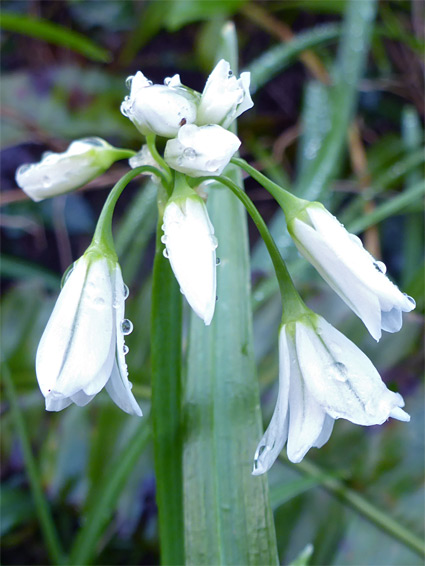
36 252 142 416
197 59 253 128
287 203 416 341
129 144 164 183
252 315 409 474
164 124 241 177
121 71 198 138
162 194 217 325
16 138 119 202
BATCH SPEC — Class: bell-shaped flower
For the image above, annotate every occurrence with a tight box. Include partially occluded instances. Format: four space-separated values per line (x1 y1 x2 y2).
121 71 199 138
164 124 240 177
16 138 124 202
197 59 253 128
161 184 217 325
36 251 142 416
287 203 415 341
253 315 409 474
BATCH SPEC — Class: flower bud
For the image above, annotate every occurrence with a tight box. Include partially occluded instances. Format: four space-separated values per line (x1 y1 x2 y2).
15 138 121 202
121 72 198 138
162 193 217 325
197 59 253 128
164 124 240 177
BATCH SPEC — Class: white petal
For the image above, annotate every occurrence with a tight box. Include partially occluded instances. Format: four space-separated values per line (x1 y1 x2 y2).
36 256 116 400
105 266 142 416
164 124 240 177
286 336 328 463
16 138 113 202
163 197 217 324
295 317 409 426
252 328 291 475
70 391 96 406
121 71 197 138
45 394 72 412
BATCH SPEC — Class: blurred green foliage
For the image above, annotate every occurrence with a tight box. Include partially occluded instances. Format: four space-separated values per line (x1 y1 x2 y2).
1 1 424 565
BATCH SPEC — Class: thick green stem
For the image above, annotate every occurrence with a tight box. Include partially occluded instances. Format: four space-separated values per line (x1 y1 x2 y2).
150 212 184 565
91 165 167 255
200 174 309 323
3 365 65 565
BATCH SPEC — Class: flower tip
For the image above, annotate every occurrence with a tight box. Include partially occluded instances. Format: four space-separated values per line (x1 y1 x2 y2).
390 406 410 422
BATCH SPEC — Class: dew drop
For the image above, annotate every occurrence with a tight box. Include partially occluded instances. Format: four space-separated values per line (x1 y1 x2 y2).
61 262 75 288
123 344 129 355
327 362 348 382
349 234 363 247
210 235 218 249
183 147 196 159
94 297 105 308
163 248 169 259
121 319 133 335
161 234 168 244
215 295 218 302
404 293 416 307
17 163 32 176
216 257 221 266
373 261 387 274
228 70 233 78
125 75 134 89
123 284 129 300
164 77 171 86
147 80 153 86
205 159 219 172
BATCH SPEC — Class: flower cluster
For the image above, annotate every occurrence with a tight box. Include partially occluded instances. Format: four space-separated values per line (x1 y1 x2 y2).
121 59 252 177
14 56 414 472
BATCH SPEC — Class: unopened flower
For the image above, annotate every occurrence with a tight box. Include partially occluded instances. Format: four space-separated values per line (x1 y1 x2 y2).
253 315 409 474
16 138 120 202
164 124 240 177
129 144 164 183
287 203 415 341
197 59 253 128
36 251 142 416
162 192 217 325
121 72 198 138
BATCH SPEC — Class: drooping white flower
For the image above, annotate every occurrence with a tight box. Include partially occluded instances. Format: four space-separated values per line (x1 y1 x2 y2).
120 71 198 138
36 252 142 416
287 203 416 341
252 315 409 474
16 138 120 202
162 193 217 325
164 124 241 177
197 59 253 128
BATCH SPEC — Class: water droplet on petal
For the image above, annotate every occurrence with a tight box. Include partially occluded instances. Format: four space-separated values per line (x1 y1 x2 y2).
215 295 218 302
125 75 134 89
123 344 129 355
349 234 363 247
228 70 233 78
147 80 153 86
121 319 133 335
373 261 387 274
164 77 171 86
210 235 218 249
183 147 196 159
123 284 129 300
17 163 32 176
161 234 168 244
216 257 221 266
94 297 105 308
61 262 75 288
327 362 348 382
163 248 169 259
403 293 416 307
